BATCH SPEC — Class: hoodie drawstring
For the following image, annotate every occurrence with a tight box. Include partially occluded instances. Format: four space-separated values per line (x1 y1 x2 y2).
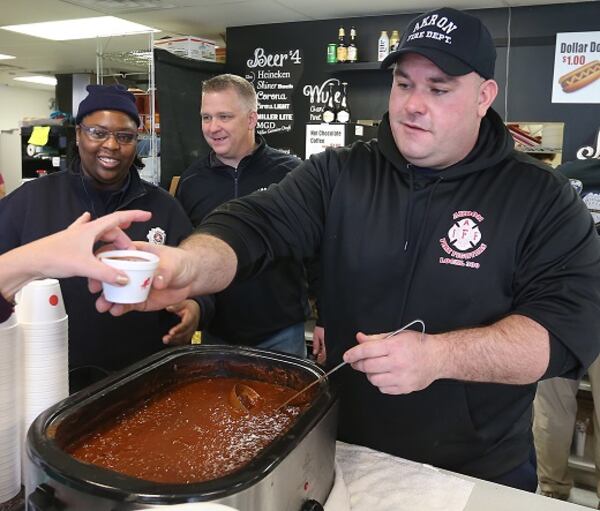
403 166 415 251
397 176 443 323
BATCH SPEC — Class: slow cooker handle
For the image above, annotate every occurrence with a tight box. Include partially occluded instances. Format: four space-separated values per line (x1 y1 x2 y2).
300 499 324 511
27 483 65 511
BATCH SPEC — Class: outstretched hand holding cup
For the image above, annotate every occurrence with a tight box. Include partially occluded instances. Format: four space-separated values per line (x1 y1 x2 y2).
98 250 160 304
92 234 238 315
93 242 197 313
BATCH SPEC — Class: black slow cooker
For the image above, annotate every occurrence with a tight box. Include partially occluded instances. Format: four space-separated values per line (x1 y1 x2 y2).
25 345 338 510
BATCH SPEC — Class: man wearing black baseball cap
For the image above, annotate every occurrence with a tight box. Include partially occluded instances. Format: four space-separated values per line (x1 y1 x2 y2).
98 8 600 494
381 7 496 79
379 7 500 172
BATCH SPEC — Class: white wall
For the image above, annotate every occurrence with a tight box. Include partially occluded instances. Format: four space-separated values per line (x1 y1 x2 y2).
0 84 54 193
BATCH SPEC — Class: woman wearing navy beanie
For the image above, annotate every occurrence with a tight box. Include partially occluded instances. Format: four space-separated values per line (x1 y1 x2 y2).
0 84 200 392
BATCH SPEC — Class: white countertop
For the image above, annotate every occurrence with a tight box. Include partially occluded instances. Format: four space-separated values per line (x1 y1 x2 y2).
459 472 588 511
327 442 589 511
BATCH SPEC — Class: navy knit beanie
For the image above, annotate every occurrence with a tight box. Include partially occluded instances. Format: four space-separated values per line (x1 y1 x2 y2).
75 84 140 126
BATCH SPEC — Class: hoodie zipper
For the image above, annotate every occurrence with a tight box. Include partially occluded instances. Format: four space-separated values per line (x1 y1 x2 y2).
234 168 239 198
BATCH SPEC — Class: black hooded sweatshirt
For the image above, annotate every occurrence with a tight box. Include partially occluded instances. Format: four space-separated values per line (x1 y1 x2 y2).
197 109 600 480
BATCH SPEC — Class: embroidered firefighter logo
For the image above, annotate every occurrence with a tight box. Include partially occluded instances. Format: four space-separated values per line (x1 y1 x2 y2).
448 218 481 251
146 227 166 245
439 211 487 269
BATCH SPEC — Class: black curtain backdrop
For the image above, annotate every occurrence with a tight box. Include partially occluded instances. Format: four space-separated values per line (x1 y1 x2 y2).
154 48 225 190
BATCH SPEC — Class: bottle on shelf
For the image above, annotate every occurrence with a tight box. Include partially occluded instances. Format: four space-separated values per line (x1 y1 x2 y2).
327 42 338 64
322 82 337 123
347 26 358 63
390 30 401 52
336 27 348 64
377 30 390 62
336 82 351 123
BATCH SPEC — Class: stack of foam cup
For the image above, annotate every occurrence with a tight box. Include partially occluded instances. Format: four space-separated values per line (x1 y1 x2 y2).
15 279 69 473
0 313 21 504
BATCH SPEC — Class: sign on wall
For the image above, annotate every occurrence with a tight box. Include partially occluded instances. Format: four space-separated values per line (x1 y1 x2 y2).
243 47 304 136
305 123 345 158
576 129 600 159
552 31 600 104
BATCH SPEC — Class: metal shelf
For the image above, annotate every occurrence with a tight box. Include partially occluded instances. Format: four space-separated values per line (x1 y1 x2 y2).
571 374 598 489
514 143 561 153
569 454 596 473
97 34 159 185
580 378 592 392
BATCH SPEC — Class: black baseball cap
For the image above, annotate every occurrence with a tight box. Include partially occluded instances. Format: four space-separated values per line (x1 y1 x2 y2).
381 7 496 79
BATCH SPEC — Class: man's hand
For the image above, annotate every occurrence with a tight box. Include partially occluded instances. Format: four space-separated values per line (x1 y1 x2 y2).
91 234 237 317
163 299 201 345
92 242 196 315
343 315 550 393
343 329 440 395
312 326 327 365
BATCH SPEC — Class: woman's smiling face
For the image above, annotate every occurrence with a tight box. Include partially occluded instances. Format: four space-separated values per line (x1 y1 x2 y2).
76 110 138 190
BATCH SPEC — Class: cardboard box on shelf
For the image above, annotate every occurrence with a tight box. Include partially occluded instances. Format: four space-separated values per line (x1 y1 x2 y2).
154 36 216 62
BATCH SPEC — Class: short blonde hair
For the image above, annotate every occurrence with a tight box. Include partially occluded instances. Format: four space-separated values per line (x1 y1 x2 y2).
202 74 257 112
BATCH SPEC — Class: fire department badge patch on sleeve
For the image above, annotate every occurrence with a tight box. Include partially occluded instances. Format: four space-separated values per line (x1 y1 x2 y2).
146 227 166 245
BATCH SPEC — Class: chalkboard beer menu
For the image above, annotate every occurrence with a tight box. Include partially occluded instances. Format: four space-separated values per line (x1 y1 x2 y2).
243 47 304 142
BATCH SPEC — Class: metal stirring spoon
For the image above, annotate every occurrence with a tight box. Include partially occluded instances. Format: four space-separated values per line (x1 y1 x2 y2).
278 318 426 409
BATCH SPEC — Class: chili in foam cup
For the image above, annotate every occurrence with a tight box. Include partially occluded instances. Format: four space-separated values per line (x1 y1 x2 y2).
98 250 159 304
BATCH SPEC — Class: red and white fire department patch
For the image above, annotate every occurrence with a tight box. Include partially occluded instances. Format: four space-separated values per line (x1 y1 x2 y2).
439 211 487 269
146 227 166 245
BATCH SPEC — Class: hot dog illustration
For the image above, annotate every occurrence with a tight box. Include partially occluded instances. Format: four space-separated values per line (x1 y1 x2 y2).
559 60 600 93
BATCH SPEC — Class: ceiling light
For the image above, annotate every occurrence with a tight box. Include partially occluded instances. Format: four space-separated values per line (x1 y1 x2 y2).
14 76 58 86
0 53 15 60
1 16 159 41
65 0 177 10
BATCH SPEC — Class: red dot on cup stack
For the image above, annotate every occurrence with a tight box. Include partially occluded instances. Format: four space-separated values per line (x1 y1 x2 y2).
17 280 66 324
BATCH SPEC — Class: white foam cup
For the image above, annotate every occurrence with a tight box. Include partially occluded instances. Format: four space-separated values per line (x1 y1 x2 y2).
98 250 159 304
16 279 66 324
19 316 68 330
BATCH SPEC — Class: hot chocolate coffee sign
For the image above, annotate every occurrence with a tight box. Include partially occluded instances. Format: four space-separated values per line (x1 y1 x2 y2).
244 47 303 135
